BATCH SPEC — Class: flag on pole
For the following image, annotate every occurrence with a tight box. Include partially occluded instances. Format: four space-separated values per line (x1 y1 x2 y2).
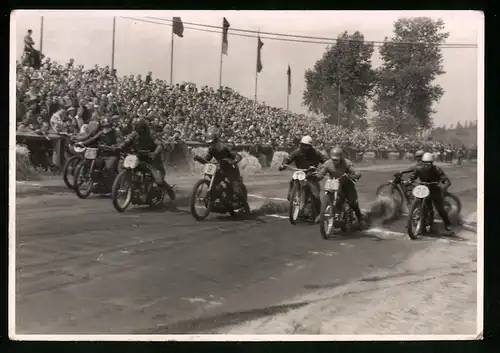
222 17 230 55
256 36 264 73
287 65 291 95
172 17 184 37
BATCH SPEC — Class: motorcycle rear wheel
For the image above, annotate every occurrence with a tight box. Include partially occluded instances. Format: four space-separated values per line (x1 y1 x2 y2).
190 179 212 221
444 192 462 214
112 170 132 212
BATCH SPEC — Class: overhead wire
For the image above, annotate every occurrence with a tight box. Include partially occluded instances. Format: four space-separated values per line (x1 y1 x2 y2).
142 16 477 48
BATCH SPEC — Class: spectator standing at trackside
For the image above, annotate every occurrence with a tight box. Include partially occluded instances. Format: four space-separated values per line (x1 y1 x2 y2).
146 71 152 85
24 29 35 54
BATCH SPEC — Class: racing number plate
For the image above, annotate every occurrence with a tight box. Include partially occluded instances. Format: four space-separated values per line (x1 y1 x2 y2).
84 148 98 160
204 163 217 176
292 171 306 180
412 185 430 199
324 178 339 191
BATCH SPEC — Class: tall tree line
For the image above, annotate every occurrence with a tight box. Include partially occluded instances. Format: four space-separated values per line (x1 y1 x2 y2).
302 17 450 133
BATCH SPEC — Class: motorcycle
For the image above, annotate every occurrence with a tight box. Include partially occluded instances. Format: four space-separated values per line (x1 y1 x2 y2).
376 173 462 217
190 157 250 221
62 143 86 190
319 173 359 239
111 150 171 212
73 144 116 199
406 181 455 240
282 166 319 225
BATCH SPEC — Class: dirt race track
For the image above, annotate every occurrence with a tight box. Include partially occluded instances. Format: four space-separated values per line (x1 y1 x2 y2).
13 163 479 335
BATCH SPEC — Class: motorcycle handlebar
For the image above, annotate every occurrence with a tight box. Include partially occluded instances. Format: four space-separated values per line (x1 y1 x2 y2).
285 166 318 172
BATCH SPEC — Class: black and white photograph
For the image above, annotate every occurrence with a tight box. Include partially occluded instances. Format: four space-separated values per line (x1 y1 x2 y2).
10 10 483 340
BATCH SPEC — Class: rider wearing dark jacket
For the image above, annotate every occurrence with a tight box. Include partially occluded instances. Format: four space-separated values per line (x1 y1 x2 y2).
117 117 175 200
317 147 364 225
279 135 326 222
408 152 453 231
78 118 118 190
194 131 246 202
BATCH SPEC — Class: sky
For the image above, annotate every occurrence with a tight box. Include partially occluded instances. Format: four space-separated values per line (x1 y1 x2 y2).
12 10 482 127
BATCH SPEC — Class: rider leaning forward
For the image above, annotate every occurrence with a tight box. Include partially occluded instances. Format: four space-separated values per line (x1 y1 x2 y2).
317 147 366 228
193 130 246 203
408 152 453 232
116 117 176 200
279 135 326 223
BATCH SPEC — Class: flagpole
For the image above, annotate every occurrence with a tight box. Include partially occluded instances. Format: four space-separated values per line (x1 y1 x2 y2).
254 30 260 102
39 16 44 55
218 38 223 89
286 64 290 111
111 17 116 71
170 20 175 85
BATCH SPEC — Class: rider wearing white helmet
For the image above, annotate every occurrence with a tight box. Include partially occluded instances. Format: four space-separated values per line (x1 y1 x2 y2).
279 135 327 222
408 152 453 231
318 147 365 228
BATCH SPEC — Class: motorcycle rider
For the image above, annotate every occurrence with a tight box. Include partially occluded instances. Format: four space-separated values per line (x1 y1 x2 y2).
76 117 119 191
116 117 176 201
397 150 425 176
278 135 326 223
408 152 453 232
193 130 247 204
317 147 366 228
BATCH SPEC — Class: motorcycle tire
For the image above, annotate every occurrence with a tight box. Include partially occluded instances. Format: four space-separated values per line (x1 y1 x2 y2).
375 183 404 219
319 193 335 239
74 161 93 199
407 199 425 240
288 183 301 225
111 170 132 212
190 179 212 221
444 192 462 214
63 155 81 190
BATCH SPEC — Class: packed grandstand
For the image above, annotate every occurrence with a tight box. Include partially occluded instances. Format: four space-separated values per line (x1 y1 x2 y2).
16 56 477 169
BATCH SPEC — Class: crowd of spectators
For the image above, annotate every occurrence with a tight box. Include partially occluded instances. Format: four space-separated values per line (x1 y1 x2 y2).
16 56 476 163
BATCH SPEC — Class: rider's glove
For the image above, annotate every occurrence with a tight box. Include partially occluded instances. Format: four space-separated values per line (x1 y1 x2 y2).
278 165 287 171
394 172 402 178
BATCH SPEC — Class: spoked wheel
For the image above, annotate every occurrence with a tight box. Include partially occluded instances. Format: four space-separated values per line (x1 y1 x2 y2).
74 161 93 199
444 192 462 214
63 155 82 190
190 179 212 221
375 183 403 218
340 204 356 233
112 170 132 212
288 184 302 225
319 194 335 239
407 199 425 240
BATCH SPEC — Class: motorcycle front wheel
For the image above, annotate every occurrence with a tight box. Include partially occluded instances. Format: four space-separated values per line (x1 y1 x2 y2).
190 179 212 221
319 193 335 239
288 183 302 225
111 170 132 212
63 155 82 190
407 199 425 240
74 160 93 199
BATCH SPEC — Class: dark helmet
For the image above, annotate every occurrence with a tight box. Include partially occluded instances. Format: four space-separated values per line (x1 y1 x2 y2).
133 117 148 132
330 147 343 161
205 130 219 144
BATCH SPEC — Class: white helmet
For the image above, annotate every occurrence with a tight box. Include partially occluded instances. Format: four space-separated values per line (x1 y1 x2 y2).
422 152 434 162
300 135 313 146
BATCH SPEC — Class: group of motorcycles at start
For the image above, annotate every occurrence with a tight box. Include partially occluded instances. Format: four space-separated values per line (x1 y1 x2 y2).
62 142 462 239
62 142 251 220
279 165 461 240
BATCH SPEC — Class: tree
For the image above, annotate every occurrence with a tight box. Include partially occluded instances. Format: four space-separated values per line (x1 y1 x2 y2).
303 31 375 130
372 17 449 134
456 121 463 129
